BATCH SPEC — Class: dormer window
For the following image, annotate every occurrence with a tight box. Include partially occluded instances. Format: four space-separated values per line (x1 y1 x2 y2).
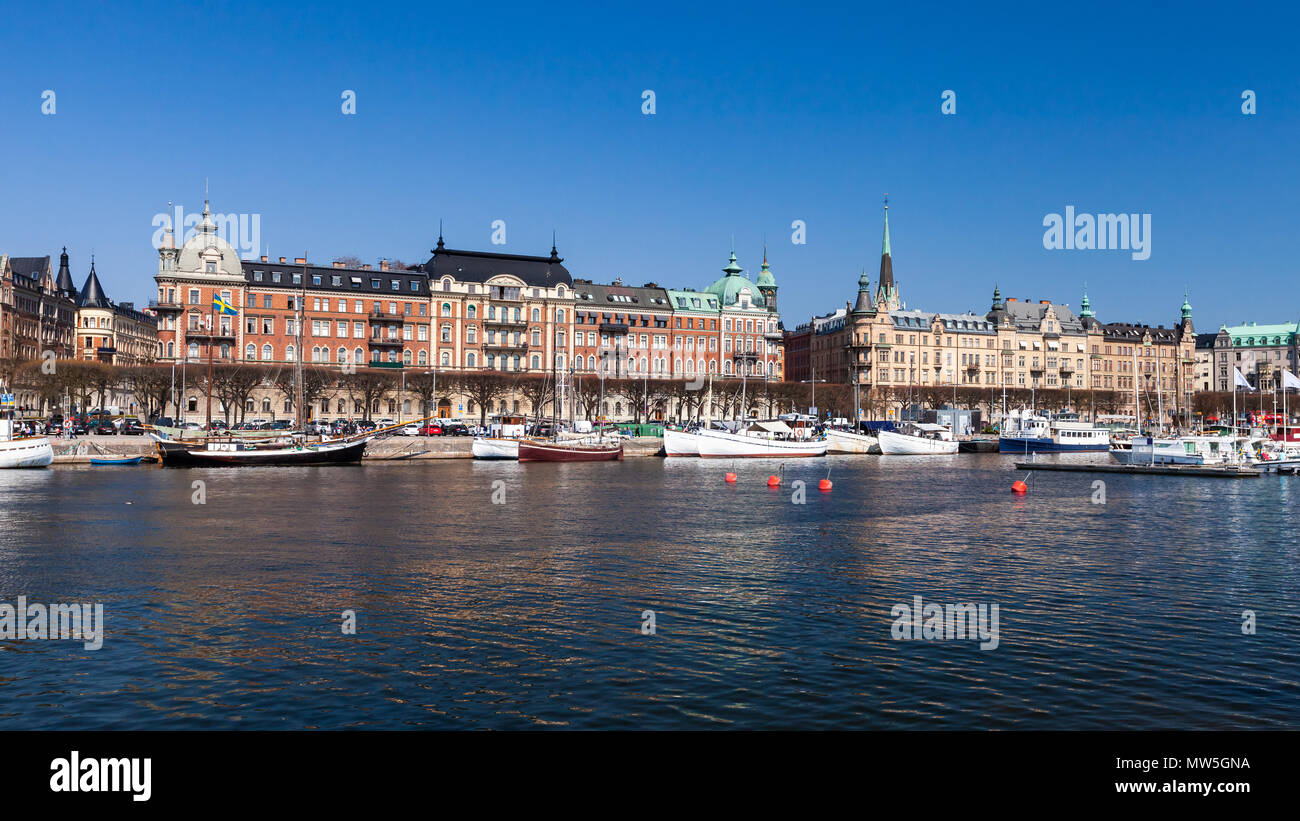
205 261 216 273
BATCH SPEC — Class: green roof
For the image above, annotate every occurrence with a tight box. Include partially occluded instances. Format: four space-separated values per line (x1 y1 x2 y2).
665 289 720 312
1224 321 1298 346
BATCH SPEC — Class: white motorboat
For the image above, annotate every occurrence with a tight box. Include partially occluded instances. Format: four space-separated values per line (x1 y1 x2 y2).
472 437 520 460
1110 435 1235 466
999 410 1110 453
663 428 703 457
695 421 827 458
825 428 880 454
0 419 54 468
877 423 959 455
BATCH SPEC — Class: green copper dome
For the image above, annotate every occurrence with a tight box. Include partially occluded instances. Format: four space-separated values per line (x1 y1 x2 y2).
705 248 764 308
755 246 776 288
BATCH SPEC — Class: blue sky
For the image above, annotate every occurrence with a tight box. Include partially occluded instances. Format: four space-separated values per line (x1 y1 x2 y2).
2 1 1297 331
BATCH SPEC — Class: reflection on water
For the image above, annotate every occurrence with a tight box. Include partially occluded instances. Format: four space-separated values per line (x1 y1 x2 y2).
1 455 1297 729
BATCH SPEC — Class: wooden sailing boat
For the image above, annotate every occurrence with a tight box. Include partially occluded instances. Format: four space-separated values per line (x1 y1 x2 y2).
518 356 621 461
154 256 373 467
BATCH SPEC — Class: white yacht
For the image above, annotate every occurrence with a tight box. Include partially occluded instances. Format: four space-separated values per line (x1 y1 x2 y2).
695 420 827 458
1111 435 1235 466
877 422 959 455
0 418 54 469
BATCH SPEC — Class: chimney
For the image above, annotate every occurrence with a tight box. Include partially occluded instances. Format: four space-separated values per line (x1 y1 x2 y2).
279 257 287 263
333 261 344 268
380 260 390 271
260 255 268 262
1039 300 1050 305
1007 297 1017 302
294 257 307 265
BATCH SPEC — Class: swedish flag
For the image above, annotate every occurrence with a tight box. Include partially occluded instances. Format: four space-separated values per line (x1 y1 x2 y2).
212 294 238 315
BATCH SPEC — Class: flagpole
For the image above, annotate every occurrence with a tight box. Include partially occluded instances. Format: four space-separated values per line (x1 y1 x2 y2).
205 298 215 432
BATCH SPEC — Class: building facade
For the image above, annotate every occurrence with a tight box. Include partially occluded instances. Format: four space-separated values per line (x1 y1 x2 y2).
1203 321 1299 393
152 199 786 423
73 257 158 365
786 205 1197 423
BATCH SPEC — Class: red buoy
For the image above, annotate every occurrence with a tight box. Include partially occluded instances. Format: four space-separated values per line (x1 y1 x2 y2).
767 475 781 487
1011 480 1028 494
724 472 737 483
818 479 832 491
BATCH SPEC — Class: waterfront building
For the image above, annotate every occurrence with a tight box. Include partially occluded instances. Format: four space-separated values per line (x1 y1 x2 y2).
150 198 787 424
1205 320 1299 392
0 250 78 410
784 204 1197 423
571 278 673 379
1 250 78 363
73 256 158 365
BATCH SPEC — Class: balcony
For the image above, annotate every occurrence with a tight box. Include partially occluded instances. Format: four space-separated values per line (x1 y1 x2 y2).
149 299 183 312
186 327 236 340
600 322 629 334
368 311 405 324
368 337 405 348
487 316 529 328
96 346 117 355
484 339 529 352
488 289 523 303
764 330 784 340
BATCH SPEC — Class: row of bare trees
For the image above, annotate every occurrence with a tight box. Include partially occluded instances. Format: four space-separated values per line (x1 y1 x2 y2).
6 356 1196 426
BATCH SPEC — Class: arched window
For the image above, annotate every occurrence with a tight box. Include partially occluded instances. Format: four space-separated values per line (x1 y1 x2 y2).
286 345 296 362
441 351 450 366
337 347 346 363
557 286 566 298
442 279 452 292
188 342 199 359
467 352 476 368
531 308 540 321
441 303 452 317
531 355 539 369
166 341 174 357
403 350 412 365
262 344 272 361
337 398 346 413
556 308 565 322
418 350 427 365
467 305 477 319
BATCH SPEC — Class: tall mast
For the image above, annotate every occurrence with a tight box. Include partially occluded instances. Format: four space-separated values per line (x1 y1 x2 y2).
296 254 307 431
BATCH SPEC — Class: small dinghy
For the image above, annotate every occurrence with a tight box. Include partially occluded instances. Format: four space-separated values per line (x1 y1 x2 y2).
90 455 144 466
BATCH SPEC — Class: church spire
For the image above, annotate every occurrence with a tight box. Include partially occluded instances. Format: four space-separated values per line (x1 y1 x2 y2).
1079 283 1093 319
875 196 897 309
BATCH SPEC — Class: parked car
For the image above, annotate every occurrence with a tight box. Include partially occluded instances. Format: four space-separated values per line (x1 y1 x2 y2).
270 419 293 431
356 420 378 433
441 422 470 436
398 424 421 436
419 423 442 436
120 420 147 435
92 420 115 436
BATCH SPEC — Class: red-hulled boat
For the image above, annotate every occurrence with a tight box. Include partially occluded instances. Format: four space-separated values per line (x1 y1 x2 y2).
518 439 623 462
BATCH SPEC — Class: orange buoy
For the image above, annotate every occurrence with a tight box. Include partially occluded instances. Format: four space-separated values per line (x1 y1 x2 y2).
767 475 781 487
724 472 737 483
818 478 832 491
1011 480 1028 493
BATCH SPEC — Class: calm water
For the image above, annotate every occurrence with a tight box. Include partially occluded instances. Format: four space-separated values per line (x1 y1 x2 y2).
1 454 1298 729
